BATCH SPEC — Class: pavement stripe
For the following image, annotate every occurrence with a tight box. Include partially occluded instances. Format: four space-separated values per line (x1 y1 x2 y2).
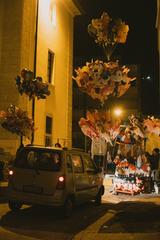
73 210 116 240
74 232 160 240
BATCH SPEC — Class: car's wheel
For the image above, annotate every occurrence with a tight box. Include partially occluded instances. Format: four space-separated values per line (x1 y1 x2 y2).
95 187 104 205
63 197 74 218
8 200 22 211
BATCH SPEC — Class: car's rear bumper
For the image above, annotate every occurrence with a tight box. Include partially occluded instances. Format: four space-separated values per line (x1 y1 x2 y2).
7 187 65 207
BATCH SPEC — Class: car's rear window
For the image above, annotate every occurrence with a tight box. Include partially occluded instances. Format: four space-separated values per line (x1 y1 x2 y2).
15 148 62 172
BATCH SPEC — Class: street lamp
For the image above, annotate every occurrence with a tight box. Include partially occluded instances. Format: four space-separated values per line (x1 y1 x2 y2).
114 108 123 117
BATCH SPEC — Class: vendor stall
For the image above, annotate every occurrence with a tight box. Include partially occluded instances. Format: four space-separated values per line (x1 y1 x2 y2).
113 156 151 195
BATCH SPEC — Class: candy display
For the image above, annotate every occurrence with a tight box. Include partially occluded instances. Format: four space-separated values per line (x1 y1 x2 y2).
111 114 160 195
113 155 151 195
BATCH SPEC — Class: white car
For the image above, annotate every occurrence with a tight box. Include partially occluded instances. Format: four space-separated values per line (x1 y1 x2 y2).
8 145 104 217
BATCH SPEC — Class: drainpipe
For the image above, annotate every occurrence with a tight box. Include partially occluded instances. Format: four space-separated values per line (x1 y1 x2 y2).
31 0 39 144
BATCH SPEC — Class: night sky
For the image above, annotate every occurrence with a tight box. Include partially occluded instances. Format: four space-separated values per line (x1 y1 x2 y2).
73 0 159 113
74 0 157 71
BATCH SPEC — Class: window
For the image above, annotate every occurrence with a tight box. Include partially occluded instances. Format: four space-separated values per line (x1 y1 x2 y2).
27 151 38 168
46 116 52 134
45 136 52 147
66 155 72 173
83 155 96 173
38 152 51 170
15 148 61 172
38 151 61 172
72 154 83 173
47 50 54 84
45 116 52 146
15 149 38 169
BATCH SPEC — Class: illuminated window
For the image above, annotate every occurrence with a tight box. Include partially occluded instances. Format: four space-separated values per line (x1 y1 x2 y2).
47 50 54 84
45 116 53 146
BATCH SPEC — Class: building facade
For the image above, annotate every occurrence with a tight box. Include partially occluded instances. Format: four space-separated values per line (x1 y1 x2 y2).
0 0 80 155
157 0 160 107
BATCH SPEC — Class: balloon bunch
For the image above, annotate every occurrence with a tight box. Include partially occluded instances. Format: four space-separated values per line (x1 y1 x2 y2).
128 114 160 137
74 11 136 143
73 12 135 104
128 114 145 139
88 12 129 60
15 69 50 100
73 59 135 103
143 116 160 136
79 110 121 144
0 104 34 137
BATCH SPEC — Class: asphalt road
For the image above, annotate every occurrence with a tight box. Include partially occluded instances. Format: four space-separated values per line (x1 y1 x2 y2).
0 196 160 240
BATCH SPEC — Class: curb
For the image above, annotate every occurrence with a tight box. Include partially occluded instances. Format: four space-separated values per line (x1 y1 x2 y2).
0 182 8 203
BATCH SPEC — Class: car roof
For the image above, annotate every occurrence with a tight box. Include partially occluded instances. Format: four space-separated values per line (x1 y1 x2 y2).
22 145 88 154
24 145 63 151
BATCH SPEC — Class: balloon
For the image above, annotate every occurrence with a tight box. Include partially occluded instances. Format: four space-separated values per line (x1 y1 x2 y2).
15 69 50 100
73 60 135 103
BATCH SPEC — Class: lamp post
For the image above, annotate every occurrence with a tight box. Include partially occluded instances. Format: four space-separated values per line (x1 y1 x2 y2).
112 107 123 159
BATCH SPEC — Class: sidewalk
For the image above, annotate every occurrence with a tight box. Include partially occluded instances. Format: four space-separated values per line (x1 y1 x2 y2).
0 181 8 203
103 174 160 204
74 175 160 240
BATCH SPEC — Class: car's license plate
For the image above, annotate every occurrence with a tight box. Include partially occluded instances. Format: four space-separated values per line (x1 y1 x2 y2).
23 185 42 194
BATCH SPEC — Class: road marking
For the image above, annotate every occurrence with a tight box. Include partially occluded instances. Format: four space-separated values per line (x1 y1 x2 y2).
74 232 160 240
73 210 116 240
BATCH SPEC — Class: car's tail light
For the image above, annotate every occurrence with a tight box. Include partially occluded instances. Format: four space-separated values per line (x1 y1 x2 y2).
56 175 65 190
59 176 64 182
9 170 14 176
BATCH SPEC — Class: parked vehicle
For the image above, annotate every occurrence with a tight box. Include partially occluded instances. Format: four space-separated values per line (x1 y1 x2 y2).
8 145 104 217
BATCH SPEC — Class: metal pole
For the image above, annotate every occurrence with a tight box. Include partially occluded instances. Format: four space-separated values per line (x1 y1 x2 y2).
31 0 39 144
